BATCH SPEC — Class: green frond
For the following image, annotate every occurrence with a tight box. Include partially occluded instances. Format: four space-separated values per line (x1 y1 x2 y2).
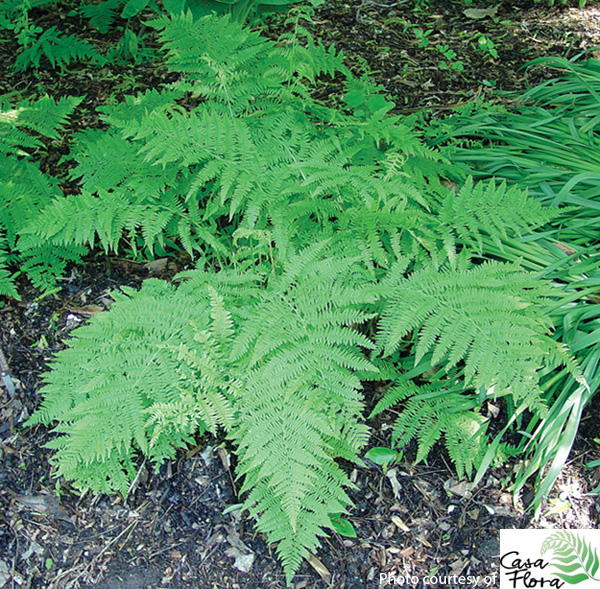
149 12 285 109
227 252 377 581
0 94 82 155
17 237 86 290
435 177 558 254
0 239 18 298
98 87 187 130
373 379 489 478
378 259 571 409
0 0 56 20
25 279 229 492
77 0 120 33
0 96 84 292
15 26 103 70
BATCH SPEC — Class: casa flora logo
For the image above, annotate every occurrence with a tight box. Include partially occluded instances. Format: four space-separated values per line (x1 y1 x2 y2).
500 530 600 589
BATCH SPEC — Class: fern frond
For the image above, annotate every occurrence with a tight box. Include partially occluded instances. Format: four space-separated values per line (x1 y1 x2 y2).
17 236 86 291
0 0 55 21
0 237 18 298
435 177 558 254
97 87 186 130
0 147 85 293
231 252 376 583
77 0 120 33
371 379 489 478
378 259 571 409
150 12 285 110
15 26 103 70
0 94 83 155
26 279 234 492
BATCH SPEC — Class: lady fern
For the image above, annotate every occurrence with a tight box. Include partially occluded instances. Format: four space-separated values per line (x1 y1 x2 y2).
27 249 378 583
27 277 240 494
19 10 588 585
378 257 575 408
371 379 491 479
0 94 86 293
24 12 454 270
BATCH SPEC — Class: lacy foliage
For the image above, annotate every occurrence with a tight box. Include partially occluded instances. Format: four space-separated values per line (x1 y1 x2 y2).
20 11 585 584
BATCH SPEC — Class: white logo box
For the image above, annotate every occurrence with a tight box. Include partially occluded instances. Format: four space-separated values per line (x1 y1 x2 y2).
500 529 600 589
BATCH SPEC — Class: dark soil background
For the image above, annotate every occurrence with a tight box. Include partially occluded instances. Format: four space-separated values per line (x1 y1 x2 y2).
1 1 600 587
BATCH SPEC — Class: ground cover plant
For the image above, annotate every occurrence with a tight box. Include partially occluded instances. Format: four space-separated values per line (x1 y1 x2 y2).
3 7 595 584
0 0 323 71
1 0 600 586
427 55 600 509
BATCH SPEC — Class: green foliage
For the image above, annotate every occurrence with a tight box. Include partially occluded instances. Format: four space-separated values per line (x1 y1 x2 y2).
372 256 580 478
435 57 600 247
18 10 594 584
0 0 326 73
0 94 83 155
378 258 572 408
0 0 157 70
77 0 121 33
27 276 243 494
0 94 86 294
371 380 490 479
14 25 103 71
174 0 325 23
28 11 450 269
431 55 600 512
28 249 377 582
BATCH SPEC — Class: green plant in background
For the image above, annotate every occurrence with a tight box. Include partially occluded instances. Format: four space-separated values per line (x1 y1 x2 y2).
0 94 86 295
426 55 600 513
0 0 106 70
174 0 325 23
436 44 464 72
475 34 498 60
0 0 327 71
440 57 600 247
413 25 433 48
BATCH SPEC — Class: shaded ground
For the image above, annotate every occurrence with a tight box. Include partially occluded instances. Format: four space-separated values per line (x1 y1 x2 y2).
1 1 600 587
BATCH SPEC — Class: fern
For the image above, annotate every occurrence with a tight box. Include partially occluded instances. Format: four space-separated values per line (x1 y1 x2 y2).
14 26 103 70
77 0 121 33
0 237 18 298
378 257 576 409
26 278 234 493
27 249 378 582
0 94 83 155
369 256 582 477
25 13 451 268
433 176 556 261
232 271 376 579
0 94 85 293
370 379 509 478
19 11 588 586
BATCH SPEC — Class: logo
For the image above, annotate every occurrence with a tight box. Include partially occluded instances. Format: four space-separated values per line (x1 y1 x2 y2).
500 529 600 588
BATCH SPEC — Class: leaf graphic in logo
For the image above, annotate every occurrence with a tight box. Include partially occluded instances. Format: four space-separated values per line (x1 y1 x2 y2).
541 531 600 585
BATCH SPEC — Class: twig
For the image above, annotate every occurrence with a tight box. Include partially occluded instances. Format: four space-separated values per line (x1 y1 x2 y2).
0 345 15 396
